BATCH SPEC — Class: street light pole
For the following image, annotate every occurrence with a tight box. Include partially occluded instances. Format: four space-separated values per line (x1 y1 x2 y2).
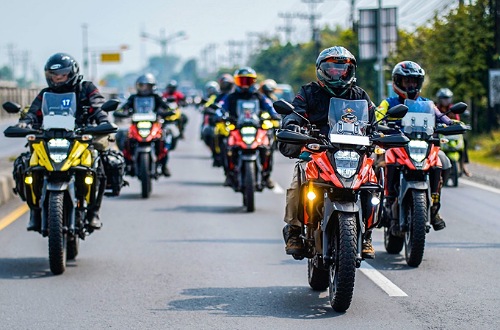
141 29 186 59
82 23 89 78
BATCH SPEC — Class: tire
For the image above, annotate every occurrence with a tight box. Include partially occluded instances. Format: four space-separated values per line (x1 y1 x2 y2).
243 161 255 212
308 257 329 291
48 191 66 275
404 190 427 267
66 236 79 260
384 226 404 254
329 213 357 312
450 160 459 187
139 153 151 198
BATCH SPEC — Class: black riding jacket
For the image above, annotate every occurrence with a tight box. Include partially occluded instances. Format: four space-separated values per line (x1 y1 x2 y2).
22 81 108 128
280 81 376 158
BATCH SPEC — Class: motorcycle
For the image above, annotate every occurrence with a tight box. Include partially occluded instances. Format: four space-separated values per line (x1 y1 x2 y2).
440 131 468 187
274 98 408 312
114 96 169 198
212 100 275 212
163 96 183 150
3 93 119 275
381 100 467 267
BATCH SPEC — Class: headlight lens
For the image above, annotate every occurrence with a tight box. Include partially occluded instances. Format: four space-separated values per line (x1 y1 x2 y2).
241 126 257 144
47 138 71 163
408 140 428 163
334 150 360 178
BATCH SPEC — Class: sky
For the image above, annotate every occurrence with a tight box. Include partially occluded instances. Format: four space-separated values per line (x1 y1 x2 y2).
0 0 453 85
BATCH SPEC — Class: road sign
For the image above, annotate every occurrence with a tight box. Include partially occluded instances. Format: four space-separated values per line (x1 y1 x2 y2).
100 53 121 63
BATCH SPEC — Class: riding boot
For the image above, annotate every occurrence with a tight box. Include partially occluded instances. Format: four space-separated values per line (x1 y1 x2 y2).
362 230 375 259
430 193 446 231
262 172 275 189
283 224 304 255
27 209 41 232
87 210 102 230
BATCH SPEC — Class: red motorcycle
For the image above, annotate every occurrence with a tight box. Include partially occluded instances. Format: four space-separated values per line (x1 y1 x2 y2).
225 99 275 212
274 98 408 312
115 96 168 198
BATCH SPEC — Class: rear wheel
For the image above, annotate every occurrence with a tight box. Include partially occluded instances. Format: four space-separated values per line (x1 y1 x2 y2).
308 257 329 291
243 161 255 212
48 191 66 275
384 226 404 254
329 213 357 312
66 236 79 260
139 153 151 198
450 160 459 187
404 191 427 267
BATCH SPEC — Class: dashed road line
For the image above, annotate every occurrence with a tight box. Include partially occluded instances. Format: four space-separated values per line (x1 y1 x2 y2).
272 183 285 194
360 262 408 297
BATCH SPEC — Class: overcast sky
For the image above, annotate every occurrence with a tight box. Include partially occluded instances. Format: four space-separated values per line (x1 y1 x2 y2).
0 0 451 83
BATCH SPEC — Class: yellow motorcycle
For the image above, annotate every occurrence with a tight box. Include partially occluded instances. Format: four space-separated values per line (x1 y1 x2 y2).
163 97 184 150
3 92 119 275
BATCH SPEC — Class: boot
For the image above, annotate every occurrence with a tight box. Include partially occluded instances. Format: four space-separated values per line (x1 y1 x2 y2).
430 204 446 231
27 209 41 232
263 175 275 189
283 224 304 255
362 231 375 259
162 164 171 177
88 211 102 230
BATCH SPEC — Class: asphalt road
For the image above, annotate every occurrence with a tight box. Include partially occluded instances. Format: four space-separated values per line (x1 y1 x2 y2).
0 108 499 329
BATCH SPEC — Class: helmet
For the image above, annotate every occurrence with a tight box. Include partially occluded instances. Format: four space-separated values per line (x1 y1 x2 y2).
44 53 82 92
436 88 453 99
205 81 220 96
392 61 425 100
234 67 257 92
218 73 234 93
166 80 178 93
316 46 356 96
135 73 157 96
261 79 277 95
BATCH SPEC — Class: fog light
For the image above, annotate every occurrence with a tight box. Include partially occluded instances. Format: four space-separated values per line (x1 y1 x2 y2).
371 196 380 205
307 191 316 201
84 176 93 185
24 176 33 184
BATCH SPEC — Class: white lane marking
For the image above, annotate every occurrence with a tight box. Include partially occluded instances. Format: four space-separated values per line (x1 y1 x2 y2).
360 262 408 297
460 179 500 195
272 183 285 194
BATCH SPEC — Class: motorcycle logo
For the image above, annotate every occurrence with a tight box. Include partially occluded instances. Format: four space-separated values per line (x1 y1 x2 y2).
341 108 357 123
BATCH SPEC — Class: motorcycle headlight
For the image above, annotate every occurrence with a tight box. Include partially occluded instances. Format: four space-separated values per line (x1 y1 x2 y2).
47 138 71 163
334 150 360 178
408 140 429 163
138 121 153 138
241 126 257 144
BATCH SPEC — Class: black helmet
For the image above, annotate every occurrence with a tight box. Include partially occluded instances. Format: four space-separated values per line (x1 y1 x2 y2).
166 80 178 93
316 46 357 96
218 73 234 93
436 88 453 99
44 53 82 92
136 73 157 95
392 61 425 100
234 67 257 92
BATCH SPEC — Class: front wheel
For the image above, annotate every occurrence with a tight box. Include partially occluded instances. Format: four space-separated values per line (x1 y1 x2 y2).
138 152 152 198
404 190 427 267
329 213 357 312
48 191 67 275
243 161 255 212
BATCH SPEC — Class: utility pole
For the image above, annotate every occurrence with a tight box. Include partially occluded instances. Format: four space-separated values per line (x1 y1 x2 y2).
349 0 357 30
277 12 297 44
141 29 186 59
376 0 384 102
296 0 324 55
82 23 89 77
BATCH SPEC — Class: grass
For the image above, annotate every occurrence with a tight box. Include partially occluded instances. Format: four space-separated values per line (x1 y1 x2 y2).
468 130 500 169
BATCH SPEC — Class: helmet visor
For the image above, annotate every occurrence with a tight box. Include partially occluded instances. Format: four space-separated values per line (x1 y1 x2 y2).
319 62 354 82
234 76 256 88
137 83 153 94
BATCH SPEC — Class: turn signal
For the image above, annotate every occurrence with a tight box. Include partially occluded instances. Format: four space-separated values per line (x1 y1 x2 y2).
24 175 33 184
374 146 385 155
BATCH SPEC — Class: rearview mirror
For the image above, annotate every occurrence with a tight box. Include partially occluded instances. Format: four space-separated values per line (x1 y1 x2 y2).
386 104 408 119
101 99 120 112
2 101 22 114
449 102 467 115
273 99 294 115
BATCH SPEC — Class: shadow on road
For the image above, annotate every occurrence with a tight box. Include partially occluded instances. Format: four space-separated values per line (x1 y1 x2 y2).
153 286 344 319
152 205 245 214
0 257 54 279
153 238 283 245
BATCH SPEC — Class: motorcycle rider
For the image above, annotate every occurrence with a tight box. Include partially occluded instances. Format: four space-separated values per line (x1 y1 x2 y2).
16 53 110 230
221 67 280 189
162 79 188 138
279 46 378 259
376 61 453 232
435 88 471 177
259 79 279 102
115 73 172 176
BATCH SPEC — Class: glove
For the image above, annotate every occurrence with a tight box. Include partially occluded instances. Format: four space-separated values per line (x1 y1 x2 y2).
16 122 28 129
